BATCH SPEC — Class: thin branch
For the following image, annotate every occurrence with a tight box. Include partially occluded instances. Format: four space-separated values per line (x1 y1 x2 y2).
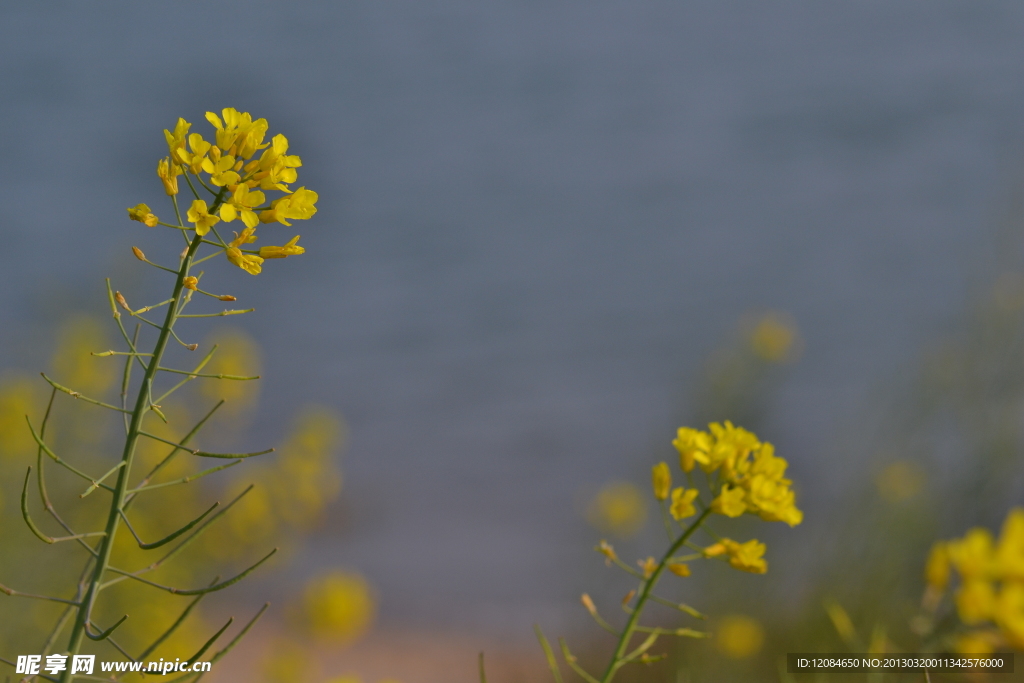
136 582 216 661
40 374 131 414
0 581 80 606
534 625 565 683
151 345 218 405
79 462 126 498
85 615 128 641
119 502 218 550
156 367 259 380
185 618 233 664
177 309 254 318
126 459 243 494
106 548 277 595
647 594 706 619
26 418 113 490
559 638 600 683
193 448 273 460
123 401 225 509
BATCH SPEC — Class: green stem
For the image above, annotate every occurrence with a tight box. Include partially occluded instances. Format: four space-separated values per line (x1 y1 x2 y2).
59 230 204 682
598 507 711 683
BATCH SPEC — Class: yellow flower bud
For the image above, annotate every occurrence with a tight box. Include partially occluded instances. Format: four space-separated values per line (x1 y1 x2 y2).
651 461 671 501
218 294 238 302
597 540 617 565
580 593 597 616
157 157 181 195
183 277 198 291
132 246 146 261
114 291 130 311
668 562 691 577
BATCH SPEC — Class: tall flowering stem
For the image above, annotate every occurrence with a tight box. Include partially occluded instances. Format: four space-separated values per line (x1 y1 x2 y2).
598 508 712 682
524 422 803 683
0 109 318 683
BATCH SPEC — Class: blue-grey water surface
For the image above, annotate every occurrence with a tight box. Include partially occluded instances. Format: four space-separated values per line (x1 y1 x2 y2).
3 2 1024 639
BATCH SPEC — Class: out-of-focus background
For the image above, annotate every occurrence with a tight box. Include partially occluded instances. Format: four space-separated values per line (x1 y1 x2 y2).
3 3 1024 682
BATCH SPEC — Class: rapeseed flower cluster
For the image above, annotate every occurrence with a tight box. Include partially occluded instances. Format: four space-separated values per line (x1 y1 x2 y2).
673 421 803 527
925 508 1024 652
128 108 314 275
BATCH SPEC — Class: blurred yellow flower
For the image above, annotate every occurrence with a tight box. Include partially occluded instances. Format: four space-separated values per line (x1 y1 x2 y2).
924 542 950 591
749 312 798 362
948 528 995 580
52 315 115 396
262 639 312 683
996 508 1024 581
704 538 768 574
667 562 691 577
716 614 764 659
672 426 709 473
586 482 647 538
302 571 376 643
0 374 40 457
875 460 924 503
711 484 746 518
199 328 262 414
956 579 995 625
669 487 698 520
650 462 671 501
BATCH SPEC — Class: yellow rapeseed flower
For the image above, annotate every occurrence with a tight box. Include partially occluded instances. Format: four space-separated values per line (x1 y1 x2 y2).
651 462 671 501
259 235 305 259
163 117 191 165
948 528 996 580
711 484 746 518
260 187 318 226
956 579 995 625
127 203 158 227
995 582 1024 649
202 153 241 187
252 133 302 192
205 108 269 159
673 426 710 472
182 276 198 291
220 185 266 229
225 247 263 275
704 538 768 574
996 508 1024 581
669 487 699 520
186 199 219 236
